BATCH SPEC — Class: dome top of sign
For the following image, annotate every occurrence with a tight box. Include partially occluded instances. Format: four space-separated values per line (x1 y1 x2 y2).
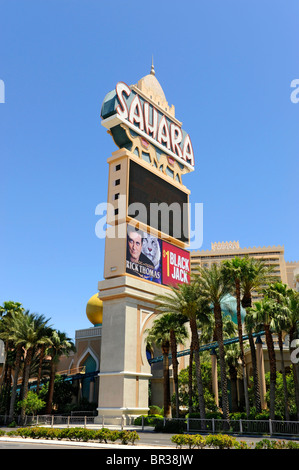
136 59 175 117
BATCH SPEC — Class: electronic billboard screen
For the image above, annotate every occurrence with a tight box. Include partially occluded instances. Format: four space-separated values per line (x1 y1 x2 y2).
128 160 189 243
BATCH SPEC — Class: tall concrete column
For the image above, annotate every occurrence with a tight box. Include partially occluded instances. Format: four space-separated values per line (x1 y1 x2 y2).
95 276 170 424
210 348 219 407
256 336 267 410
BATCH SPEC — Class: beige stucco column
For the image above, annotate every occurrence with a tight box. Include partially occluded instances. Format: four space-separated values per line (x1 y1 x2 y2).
210 348 219 407
256 335 267 410
95 276 171 424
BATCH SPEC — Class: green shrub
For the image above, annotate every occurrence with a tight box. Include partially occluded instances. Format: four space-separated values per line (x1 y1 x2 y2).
8 421 17 428
229 412 247 421
154 419 164 433
127 431 140 445
184 434 206 449
205 434 236 449
45 428 60 440
234 440 252 449
187 412 201 419
205 411 223 420
106 430 120 443
134 414 163 426
149 405 163 416
254 439 299 450
171 434 187 449
255 439 275 449
2 426 140 446
154 419 185 434
0 429 6 437
93 428 110 443
118 430 139 445
287 441 299 449
192 434 206 449
171 434 207 449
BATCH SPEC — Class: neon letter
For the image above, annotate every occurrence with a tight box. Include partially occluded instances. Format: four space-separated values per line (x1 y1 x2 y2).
128 94 144 131
157 115 171 150
115 82 131 119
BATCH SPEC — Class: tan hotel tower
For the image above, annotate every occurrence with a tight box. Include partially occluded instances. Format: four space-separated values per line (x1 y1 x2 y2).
93 65 195 422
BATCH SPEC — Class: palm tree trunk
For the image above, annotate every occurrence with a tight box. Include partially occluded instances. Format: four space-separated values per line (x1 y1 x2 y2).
278 332 290 421
4 363 12 414
20 347 33 424
214 303 229 422
46 360 56 415
189 318 206 422
170 329 180 418
242 294 262 414
264 324 276 421
9 344 22 421
36 344 45 393
188 340 193 415
289 328 299 420
229 366 238 412
248 332 262 413
235 279 250 416
162 344 171 418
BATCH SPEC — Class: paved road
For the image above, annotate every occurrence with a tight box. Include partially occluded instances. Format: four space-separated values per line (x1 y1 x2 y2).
1 428 299 450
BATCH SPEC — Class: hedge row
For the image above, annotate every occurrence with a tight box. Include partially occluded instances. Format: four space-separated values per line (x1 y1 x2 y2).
3 427 140 445
171 433 299 449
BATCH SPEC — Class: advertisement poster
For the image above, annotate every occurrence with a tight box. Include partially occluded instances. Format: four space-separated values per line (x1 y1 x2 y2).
161 241 190 287
126 226 162 284
126 225 190 287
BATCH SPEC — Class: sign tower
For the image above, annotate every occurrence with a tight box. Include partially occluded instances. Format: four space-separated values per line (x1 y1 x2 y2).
95 63 195 422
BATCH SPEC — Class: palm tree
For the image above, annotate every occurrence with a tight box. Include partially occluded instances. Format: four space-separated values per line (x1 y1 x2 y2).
194 264 231 422
0 301 24 319
188 338 194 415
146 313 188 418
266 282 293 420
241 256 276 310
282 289 299 420
244 310 262 413
12 311 50 424
0 302 24 398
35 325 53 393
222 257 250 416
0 311 26 420
154 282 212 421
166 314 188 418
45 330 75 414
240 256 276 414
249 298 277 420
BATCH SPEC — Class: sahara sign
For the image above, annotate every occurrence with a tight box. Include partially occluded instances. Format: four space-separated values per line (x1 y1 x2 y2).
101 82 195 170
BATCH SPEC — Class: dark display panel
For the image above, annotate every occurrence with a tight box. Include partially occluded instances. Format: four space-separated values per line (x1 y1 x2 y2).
128 160 189 243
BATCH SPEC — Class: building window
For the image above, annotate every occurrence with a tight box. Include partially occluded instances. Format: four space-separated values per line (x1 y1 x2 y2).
115 164 121 171
114 193 120 200
114 179 120 186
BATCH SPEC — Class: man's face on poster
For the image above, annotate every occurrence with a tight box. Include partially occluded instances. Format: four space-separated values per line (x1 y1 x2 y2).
128 231 143 263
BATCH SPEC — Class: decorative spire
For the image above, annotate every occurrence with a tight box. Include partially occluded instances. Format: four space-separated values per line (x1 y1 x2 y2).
150 55 155 76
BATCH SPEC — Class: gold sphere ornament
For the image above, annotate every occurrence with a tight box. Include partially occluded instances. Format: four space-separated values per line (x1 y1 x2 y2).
86 294 103 326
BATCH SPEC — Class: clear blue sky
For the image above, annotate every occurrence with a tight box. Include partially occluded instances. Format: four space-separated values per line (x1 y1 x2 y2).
1 1 298 340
